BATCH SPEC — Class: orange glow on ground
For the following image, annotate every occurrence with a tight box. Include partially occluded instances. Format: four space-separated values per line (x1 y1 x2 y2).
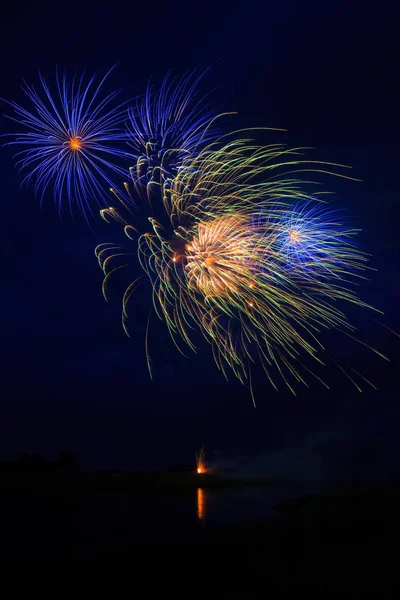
69 137 82 151
196 447 206 476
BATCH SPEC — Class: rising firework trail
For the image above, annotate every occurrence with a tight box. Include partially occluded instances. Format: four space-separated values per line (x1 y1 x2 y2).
196 447 206 474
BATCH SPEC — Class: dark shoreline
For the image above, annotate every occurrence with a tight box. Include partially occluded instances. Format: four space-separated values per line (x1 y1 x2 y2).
0 471 303 494
1 469 399 495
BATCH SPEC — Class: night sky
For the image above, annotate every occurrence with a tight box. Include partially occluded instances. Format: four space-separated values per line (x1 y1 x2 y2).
0 0 399 472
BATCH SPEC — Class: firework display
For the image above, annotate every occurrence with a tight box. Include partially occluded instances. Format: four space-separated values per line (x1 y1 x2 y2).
3 67 387 399
3 68 130 218
97 134 385 399
127 69 227 195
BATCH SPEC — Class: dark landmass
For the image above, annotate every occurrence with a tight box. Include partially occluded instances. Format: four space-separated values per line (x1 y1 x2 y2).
0 469 298 494
1 455 400 591
0 451 304 492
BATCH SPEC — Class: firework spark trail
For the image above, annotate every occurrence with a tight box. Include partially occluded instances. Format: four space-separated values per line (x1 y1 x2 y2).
127 68 231 199
2 67 131 219
96 131 385 395
141 215 372 391
253 201 370 284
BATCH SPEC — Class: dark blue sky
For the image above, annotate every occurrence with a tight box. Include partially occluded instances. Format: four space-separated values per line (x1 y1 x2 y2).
0 0 399 470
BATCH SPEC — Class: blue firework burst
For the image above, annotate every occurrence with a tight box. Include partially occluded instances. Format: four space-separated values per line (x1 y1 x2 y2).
253 201 366 283
3 68 131 218
127 68 226 194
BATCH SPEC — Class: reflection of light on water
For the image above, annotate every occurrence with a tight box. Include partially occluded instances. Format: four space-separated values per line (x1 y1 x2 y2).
197 488 206 521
